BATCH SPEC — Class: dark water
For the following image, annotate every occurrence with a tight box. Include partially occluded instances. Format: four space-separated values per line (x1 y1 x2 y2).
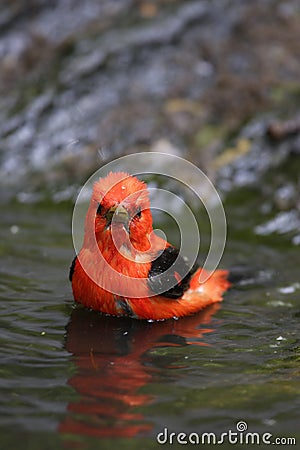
1 164 300 449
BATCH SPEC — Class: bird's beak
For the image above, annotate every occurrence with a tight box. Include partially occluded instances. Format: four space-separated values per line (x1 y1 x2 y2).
106 205 130 231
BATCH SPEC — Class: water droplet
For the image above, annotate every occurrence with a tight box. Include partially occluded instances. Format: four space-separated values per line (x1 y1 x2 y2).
279 286 295 294
10 225 19 234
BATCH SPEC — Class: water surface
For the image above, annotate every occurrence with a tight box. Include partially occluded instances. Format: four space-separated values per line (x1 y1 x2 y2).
1 179 299 449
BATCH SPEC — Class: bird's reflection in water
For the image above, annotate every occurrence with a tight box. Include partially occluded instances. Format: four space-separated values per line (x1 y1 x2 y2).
60 304 220 441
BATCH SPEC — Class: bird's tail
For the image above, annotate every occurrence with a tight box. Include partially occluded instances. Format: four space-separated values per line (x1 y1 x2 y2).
184 267 231 306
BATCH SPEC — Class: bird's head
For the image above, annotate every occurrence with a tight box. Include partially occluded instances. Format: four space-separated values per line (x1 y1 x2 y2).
85 172 153 253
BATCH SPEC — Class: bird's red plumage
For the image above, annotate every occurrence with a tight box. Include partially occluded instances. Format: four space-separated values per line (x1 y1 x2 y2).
71 171 230 320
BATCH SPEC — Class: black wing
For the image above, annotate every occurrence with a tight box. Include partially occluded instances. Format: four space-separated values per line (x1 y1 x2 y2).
147 246 197 299
69 255 77 282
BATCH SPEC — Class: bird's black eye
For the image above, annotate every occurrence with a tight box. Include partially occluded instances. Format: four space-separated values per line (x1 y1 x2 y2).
96 203 104 215
134 207 142 219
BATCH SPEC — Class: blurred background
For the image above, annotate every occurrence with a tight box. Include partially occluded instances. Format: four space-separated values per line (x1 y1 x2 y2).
0 1 300 449
1 0 300 199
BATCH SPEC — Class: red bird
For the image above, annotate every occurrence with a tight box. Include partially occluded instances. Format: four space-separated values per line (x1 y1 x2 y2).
70 172 230 320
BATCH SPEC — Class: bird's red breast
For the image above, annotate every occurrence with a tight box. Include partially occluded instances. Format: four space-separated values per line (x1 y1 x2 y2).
70 171 230 320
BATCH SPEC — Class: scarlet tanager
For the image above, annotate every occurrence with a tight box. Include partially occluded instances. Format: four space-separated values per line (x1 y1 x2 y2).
70 172 230 320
